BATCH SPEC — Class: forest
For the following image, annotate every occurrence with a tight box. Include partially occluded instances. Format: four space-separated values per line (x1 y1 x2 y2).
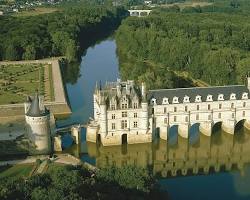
0 4 127 62
0 164 167 200
115 0 250 89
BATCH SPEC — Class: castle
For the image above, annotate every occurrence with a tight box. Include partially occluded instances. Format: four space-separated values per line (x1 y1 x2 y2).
87 78 250 146
24 93 53 154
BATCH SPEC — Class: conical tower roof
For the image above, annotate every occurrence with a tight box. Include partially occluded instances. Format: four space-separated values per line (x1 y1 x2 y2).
26 93 49 117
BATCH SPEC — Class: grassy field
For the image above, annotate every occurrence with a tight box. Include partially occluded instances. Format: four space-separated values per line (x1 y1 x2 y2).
0 63 54 104
13 7 59 17
0 164 34 179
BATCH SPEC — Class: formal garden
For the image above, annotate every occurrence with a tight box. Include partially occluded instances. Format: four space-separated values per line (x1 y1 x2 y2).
0 63 54 104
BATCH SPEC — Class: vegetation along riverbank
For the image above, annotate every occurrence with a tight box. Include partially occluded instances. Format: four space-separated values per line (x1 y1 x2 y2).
0 4 128 62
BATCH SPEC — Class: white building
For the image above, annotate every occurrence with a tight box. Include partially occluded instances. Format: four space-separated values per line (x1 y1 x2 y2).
87 78 250 146
25 93 52 154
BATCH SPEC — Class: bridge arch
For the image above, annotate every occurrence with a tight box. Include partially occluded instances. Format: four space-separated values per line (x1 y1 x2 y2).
168 125 178 146
212 121 222 134
235 119 246 131
189 123 200 145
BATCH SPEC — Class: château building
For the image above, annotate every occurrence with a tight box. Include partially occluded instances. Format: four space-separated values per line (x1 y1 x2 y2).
24 93 53 154
87 78 250 146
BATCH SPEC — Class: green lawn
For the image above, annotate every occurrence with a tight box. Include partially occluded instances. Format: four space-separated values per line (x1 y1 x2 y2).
0 164 34 179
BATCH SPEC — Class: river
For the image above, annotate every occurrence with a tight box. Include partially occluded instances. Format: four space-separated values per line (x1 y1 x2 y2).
58 37 250 200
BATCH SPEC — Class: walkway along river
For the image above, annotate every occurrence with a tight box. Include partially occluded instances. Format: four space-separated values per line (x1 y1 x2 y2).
57 37 250 200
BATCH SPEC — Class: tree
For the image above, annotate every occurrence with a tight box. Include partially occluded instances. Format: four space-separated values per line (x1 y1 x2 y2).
65 40 77 62
23 45 36 60
4 44 19 61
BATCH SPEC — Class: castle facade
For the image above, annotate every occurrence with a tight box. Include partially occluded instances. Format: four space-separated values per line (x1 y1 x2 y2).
87 78 250 146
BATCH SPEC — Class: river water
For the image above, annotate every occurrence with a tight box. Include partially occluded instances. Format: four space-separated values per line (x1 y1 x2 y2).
58 37 250 200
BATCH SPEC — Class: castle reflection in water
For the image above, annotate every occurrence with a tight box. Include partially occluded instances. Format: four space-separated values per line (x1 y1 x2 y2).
71 127 250 178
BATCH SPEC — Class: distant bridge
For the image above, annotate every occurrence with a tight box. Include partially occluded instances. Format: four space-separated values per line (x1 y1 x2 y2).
128 10 152 17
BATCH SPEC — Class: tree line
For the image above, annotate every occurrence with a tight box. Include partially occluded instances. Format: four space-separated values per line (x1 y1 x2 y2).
0 4 127 62
115 2 250 88
0 164 167 200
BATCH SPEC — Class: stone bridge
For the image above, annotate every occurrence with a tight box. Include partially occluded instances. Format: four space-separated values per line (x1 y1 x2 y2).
128 10 152 17
149 84 250 140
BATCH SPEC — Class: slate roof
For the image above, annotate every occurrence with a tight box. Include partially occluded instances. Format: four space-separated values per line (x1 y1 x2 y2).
26 93 49 117
148 85 249 104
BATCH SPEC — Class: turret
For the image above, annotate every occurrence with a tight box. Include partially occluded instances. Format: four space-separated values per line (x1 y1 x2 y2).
25 92 51 154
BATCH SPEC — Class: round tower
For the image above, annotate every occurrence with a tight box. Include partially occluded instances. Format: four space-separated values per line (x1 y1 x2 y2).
25 93 51 154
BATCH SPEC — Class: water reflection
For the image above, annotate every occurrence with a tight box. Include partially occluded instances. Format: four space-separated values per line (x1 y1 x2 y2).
76 128 250 178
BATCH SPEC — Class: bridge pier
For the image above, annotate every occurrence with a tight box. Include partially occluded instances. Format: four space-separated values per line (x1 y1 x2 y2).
178 124 189 139
222 120 236 135
199 122 213 137
244 120 250 130
71 125 81 144
159 126 168 140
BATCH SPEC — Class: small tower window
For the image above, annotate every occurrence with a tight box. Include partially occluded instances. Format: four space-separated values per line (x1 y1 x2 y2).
243 102 246 107
185 106 188 112
218 113 221 119
231 103 234 109
174 107 177 112
134 113 138 118
174 116 177 122
243 111 245 117
112 114 116 119
208 104 211 110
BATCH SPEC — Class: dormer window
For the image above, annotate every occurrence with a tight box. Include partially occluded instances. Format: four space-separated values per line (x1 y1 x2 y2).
206 95 213 102
218 94 224 101
111 104 116 110
242 92 248 100
230 93 236 100
173 96 179 104
133 102 138 109
162 97 169 105
195 95 202 102
183 95 190 103
151 98 157 105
